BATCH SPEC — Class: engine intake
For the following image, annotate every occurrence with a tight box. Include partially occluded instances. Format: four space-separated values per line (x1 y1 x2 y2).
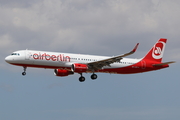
54 69 74 77
72 63 88 73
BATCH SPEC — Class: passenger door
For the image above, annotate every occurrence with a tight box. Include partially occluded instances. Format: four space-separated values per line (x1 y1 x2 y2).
25 49 31 60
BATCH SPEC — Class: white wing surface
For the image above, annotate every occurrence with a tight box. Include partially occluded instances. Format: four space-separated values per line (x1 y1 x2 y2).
87 43 139 71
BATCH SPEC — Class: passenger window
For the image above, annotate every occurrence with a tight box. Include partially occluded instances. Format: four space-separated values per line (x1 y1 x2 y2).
11 53 20 56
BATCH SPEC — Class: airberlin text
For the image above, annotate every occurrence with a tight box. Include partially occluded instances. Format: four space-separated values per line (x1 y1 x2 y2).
33 53 70 62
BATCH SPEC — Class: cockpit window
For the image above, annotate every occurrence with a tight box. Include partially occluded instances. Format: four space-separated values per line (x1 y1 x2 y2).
11 53 20 56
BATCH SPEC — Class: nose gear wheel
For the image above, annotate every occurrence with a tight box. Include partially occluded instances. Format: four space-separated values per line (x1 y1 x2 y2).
22 66 27 76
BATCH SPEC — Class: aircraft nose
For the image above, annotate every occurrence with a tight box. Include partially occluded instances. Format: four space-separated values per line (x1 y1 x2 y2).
5 56 11 63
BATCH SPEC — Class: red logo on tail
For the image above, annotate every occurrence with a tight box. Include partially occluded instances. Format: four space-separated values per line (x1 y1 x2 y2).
152 41 165 59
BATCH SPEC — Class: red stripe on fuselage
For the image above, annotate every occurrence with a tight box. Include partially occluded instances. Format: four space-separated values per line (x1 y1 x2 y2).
10 63 71 70
10 61 169 74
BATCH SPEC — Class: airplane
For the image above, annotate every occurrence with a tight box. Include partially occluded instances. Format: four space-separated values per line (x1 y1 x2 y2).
5 38 175 82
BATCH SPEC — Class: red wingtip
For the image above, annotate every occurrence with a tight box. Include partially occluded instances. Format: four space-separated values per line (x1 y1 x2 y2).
132 43 139 52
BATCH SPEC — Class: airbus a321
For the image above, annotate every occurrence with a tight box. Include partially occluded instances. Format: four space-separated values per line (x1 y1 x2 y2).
5 38 175 82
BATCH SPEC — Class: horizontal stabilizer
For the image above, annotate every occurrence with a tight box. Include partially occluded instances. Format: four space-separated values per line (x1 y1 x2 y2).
153 61 175 66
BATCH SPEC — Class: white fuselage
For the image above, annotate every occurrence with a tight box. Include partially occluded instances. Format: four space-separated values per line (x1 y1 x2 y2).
5 50 141 70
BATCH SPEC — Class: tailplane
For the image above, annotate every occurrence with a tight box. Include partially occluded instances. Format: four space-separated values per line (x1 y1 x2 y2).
153 61 175 67
142 38 167 63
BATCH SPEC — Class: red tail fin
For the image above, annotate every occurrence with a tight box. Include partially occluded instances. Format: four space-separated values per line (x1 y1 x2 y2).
142 38 167 63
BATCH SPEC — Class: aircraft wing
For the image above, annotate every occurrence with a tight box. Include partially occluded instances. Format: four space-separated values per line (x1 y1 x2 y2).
87 43 139 71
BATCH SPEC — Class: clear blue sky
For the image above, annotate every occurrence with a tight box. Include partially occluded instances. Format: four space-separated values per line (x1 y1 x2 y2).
0 0 180 120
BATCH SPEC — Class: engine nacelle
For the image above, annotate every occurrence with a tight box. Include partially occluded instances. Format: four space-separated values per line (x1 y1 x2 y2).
54 69 74 77
72 63 88 73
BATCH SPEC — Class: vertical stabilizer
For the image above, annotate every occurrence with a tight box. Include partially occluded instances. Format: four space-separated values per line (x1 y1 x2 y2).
142 38 167 63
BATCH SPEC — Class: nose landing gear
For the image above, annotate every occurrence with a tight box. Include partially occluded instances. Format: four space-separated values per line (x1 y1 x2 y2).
22 66 27 76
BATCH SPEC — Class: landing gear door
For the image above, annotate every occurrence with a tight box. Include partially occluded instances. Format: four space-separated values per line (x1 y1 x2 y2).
25 49 31 60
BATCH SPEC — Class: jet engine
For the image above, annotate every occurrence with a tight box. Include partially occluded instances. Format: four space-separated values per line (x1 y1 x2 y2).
54 69 74 77
72 63 88 73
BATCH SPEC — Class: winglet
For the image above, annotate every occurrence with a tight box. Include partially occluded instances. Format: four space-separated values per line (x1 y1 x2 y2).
118 43 139 58
132 43 139 53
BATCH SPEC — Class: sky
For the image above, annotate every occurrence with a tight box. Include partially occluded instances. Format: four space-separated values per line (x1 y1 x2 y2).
0 0 180 120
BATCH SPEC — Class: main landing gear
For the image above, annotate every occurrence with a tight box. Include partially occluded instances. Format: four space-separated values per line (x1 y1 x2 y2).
91 74 97 80
79 73 98 82
79 73 85 82
22 66 27 76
